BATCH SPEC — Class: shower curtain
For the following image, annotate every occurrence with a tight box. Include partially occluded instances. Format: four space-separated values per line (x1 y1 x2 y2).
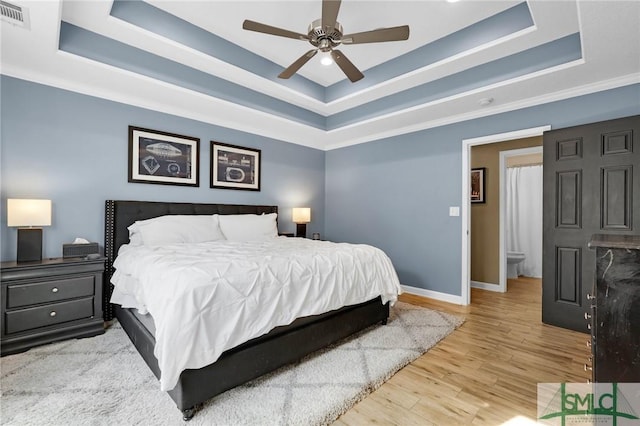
506 164 543 278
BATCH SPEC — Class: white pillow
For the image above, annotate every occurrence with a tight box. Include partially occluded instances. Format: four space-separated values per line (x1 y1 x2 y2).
218 213 278 241
128 214 225 245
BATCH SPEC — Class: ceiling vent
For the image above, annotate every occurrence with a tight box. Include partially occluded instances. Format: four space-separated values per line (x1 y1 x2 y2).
0 1 30 29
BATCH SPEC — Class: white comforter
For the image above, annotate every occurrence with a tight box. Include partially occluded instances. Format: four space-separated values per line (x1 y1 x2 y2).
110 237 402 391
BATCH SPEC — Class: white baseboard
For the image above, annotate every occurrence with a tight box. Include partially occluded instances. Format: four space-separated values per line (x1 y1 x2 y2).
470 280 503 292
400 284 464 305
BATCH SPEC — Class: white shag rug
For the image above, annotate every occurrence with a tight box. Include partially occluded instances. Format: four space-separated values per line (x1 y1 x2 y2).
1 302 463 426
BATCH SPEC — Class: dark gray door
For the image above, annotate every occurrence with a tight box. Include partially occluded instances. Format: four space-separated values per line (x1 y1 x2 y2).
542 115 640 332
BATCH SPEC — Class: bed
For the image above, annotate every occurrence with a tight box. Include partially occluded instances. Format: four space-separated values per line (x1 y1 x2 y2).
104 200 399 420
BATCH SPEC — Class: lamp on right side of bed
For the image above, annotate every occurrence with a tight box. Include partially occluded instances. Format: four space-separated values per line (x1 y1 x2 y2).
292 207 311 238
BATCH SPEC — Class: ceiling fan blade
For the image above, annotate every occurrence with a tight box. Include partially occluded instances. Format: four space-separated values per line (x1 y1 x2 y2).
243 20 308 41
330 49 364 82
278 50 318 79
322 0 341 33
342 25 410 44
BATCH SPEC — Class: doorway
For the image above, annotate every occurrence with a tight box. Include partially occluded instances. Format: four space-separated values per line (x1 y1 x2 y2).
461 125 550 305
499 146 543 292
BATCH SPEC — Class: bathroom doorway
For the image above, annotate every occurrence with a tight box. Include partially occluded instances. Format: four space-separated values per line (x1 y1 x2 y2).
462 126 549 304
500 146 543 292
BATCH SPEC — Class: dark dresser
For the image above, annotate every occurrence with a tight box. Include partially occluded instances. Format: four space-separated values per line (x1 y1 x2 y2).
587 234 640 382
1 257 105 356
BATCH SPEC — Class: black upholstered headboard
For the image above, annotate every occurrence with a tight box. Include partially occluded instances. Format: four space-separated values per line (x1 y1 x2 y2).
103 200 278 320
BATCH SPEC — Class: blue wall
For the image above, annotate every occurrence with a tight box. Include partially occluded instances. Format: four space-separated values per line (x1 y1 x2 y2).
325 84 640 296
2 75 639 299
0 76 325 261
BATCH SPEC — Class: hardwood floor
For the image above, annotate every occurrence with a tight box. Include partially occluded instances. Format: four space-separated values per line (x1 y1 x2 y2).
335 277 590 425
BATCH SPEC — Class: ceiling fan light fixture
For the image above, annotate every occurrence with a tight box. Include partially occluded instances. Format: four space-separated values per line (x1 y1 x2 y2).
242 0 410 82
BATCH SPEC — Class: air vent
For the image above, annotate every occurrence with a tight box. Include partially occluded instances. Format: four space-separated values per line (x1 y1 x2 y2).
0 0 30 29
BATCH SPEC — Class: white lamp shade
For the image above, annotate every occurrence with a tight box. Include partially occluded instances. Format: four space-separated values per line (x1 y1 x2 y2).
292 207 311 224
7 199 52 227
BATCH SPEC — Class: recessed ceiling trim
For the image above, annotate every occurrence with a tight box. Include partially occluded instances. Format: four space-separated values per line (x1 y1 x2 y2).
327 59 592 146
4 53 330 150
322 25 539 114
324 1 534 101
57 17 581 134
108 0 534 105
324 75 640 151
327 59 587 141
58 21 327 130
61 0 578 119
63 1 332 116
110 0 325 101
327 33 582 130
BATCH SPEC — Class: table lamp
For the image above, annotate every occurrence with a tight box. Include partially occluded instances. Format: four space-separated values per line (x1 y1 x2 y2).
7 199 52 263
292 207 311 238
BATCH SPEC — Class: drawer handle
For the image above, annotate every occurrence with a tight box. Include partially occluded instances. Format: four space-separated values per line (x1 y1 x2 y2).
584 364 592 371
586 340 592 348
51 287 59 293
584 312 591 320
587 293 595 300
49 311 57 317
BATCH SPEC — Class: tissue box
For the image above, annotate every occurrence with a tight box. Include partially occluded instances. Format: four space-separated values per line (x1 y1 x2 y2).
62 243 99 258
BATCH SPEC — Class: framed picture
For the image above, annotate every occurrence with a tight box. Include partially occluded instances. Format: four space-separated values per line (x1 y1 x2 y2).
128 126 199 187
210 141 261 191
470 168 486 203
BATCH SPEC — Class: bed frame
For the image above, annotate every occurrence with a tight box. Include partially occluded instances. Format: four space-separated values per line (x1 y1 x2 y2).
104 200 389 420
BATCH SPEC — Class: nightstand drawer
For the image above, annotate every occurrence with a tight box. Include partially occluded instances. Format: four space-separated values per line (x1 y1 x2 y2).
6 276 95 308
5 298 94 334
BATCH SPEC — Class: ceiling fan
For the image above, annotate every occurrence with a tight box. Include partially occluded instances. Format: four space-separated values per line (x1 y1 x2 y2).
242 0 410 82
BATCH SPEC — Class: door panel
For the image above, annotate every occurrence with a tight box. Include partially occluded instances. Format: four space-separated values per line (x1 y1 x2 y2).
556 170 582 228
600 165 632 230
556 246 581 304
543 115 640 332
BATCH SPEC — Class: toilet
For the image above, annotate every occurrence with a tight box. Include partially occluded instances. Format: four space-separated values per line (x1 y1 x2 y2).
507 251 526 279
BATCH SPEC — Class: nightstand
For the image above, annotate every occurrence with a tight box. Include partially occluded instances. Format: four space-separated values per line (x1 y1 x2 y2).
1 257 105 356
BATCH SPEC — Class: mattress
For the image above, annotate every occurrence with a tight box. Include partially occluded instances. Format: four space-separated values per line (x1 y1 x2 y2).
110 237 402 391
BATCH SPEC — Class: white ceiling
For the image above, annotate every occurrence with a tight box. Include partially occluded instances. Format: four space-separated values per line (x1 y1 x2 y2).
153 0 523 87
1 1 639 150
